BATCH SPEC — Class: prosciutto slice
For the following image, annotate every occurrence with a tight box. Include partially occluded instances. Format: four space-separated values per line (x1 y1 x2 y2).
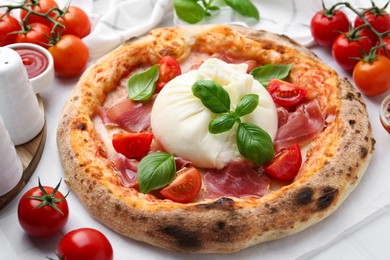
204 159 270 199
274 99 325 150
100 98 152 133
112 154 139 188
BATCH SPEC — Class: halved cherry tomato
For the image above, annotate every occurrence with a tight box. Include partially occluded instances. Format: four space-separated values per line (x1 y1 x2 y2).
112 133 153 160
20 0 59 27
267 79 306 107
156 56 181 91
0 13 21 46
263 144 302 181
16 23 51 48
160 166 202 203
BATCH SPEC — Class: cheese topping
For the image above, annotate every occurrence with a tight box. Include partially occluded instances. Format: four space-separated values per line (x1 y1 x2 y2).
151 58 278 169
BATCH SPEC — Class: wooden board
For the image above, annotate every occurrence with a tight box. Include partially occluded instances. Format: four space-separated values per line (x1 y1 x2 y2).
0 96 46 210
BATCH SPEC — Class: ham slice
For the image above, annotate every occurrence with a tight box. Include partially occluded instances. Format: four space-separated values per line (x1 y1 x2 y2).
112 154 139 188
204 159 270 199
274 99 325 150
100 98 152 133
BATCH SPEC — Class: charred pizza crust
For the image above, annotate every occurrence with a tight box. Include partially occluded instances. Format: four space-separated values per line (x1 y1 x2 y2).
57 25 375 253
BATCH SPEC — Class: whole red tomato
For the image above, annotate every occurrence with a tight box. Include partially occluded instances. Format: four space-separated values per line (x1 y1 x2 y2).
20 0 58 27
48 34 89 77
16 23 51 48
54 6 91 38
378 35 390 57
353 55 390 96
332 30 374 71
354 8 390 44
0 13 21 46
310 9 349 47
17 179 69 237
57 228 114 260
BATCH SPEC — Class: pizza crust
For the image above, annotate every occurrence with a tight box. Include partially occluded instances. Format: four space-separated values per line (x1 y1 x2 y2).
57 25 375 253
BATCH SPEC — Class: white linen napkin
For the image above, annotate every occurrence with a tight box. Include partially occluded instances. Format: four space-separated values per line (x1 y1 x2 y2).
83 0 173 60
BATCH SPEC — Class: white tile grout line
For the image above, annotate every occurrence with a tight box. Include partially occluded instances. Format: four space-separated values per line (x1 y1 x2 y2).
296 203 390 260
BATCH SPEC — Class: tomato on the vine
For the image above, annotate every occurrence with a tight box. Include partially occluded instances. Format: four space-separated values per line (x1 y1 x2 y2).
0 13 21 46
48 34 89 77
54 6 91 38
57 228 114 260
353 54 390 96
332 30 373 71
354 8 390 44
16 22 51 48
267 79 306 107
263 144 302 181
20 0 58 27
156 56 181 91
160 166 202 203
378 35 390 57
310 9 349 47
17 179 69 237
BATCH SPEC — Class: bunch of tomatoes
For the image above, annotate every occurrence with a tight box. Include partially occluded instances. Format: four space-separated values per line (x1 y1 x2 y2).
0 0 90 77
310 1 390 96
17 179 114 260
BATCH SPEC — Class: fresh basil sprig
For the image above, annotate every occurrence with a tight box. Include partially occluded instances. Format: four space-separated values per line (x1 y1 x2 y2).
192 80 274 165
250 64 292 87
137 152 176 194
126 64 159 101
173 0 260 24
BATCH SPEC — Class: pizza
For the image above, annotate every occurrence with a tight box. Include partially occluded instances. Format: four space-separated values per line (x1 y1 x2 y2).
57 25 375 253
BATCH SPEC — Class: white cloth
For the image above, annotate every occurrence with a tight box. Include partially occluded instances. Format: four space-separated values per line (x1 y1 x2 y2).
83 0 173 60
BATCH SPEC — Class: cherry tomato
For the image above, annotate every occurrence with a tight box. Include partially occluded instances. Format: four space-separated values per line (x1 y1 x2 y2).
20 0 59 27
267 79 306 107
160 166 202 203
353 55 390 96
112 133 153 160
17 179 69 237
16 23 51 48
48 34 89 77
156 56 181 91
263 144 302 181
354 8 390 44
0 13 21 46
378 36 390 57
57 228 113 260
54 6 91 38
332 31 373 71
310 9 349 47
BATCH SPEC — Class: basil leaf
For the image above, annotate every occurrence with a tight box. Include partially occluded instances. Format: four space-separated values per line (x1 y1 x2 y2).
192 80 230 114
209 113 238 134
138 152 176 194
174 0 206 24
126 64 159 101
225 0 260 21
236 122 274 165
250 64 293 87
235 94 259 117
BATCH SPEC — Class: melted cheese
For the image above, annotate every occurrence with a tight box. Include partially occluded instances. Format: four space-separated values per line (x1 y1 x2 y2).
151 58 278 169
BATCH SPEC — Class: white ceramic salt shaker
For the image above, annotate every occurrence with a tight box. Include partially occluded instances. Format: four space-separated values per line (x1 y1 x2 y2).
0 114 23 196
0 47 44 145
